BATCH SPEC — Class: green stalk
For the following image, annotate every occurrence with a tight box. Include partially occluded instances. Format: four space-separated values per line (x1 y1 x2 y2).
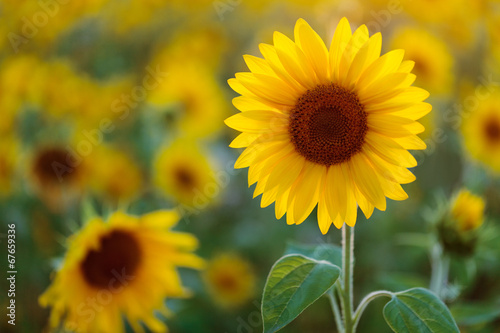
342 225 354 333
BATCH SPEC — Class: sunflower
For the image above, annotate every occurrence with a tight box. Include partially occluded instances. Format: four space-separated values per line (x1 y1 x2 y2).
462 91 500 173
450 189 485 232
390 27 454 95
147 58 227 139
225 18 430 233
39 210 205 333
28 145 89 211
203 253 256 309
89 145 143 203
437 189 486 256
154 140 218 209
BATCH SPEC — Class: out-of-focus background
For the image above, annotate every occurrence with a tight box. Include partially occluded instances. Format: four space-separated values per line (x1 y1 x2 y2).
1 0 500 332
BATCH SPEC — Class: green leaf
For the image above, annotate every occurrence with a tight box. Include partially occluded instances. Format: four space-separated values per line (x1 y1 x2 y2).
450 302 500 326
262 254 341 333
284 242 342 267
383 288 460 333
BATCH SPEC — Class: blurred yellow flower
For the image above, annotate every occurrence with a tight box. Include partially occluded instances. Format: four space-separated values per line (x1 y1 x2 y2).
401 0 481 47
39 210 205 333
147 58 227 139
156 25 228 71
225 18 430 233
154 140 218 208
450 189 485 232
0 55 40 135
88 145 143 203
1 0 107 51
390 28 454 95
28 145 89 211
462 91 500 173
0 135 19 197
204 253 256 308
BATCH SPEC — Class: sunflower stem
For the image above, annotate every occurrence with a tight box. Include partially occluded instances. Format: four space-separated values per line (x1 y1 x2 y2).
430 244 450 299
341 225 354 333
327 287 345 333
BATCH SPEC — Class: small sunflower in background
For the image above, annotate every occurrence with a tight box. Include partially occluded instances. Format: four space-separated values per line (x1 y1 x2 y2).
147 58 227 139
437 189 486 256
0 55 40 135
88 145 144 204
462 91 500 173
390 27 454 96
225 17 430 233
28 145 89 212
39 210 205 333
154 140 219 209
204 253 256 309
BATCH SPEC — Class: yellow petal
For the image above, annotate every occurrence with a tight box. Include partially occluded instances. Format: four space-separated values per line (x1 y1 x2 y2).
338 24 369 84
358 73 416 104
229 132 260 148
294 18 329 83
236 72 298 107
368 114 424 137
232 96 276 112
317 199 334 234
243 54 272 74
344 32 382 89
325 164 347 222
348 154 386 211
259 42 306 93
275 187 291 219
273 32 318 89
365 131 418 168
224 110 288 133
329 17 352 83
357 49 405 89
141 210 179 229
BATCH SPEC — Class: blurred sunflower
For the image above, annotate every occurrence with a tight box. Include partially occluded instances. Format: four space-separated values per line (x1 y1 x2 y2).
154 140 218 208
390 27 454 95
225 18 430 233
203 253 256 309
0 55 40 135
88 145 143 203
450 189 485 232
401 0 481 47
39 210 205 333
28 145 89 211
462 91 500 173
438 189 486 256
147 58 227 139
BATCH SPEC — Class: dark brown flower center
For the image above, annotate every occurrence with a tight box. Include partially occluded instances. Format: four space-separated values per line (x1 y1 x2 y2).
214 272 238 292
484 117 500 144
33 148 74 184
80 230 141 289
289 83 367 166
174 167 196 190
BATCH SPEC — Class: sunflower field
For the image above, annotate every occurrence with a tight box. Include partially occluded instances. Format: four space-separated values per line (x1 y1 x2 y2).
1 0 500 332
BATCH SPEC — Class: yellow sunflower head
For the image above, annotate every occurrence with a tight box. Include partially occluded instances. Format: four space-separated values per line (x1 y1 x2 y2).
437 189 486 256
0 135 19 197
154 140 219 208
390 27 454 95
203 253 256 309
462 90 500 173
225 18 430 234
39 210 205 333
28 145 89 211
147 57 227 139
450 189 486 232
88 145 143 203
